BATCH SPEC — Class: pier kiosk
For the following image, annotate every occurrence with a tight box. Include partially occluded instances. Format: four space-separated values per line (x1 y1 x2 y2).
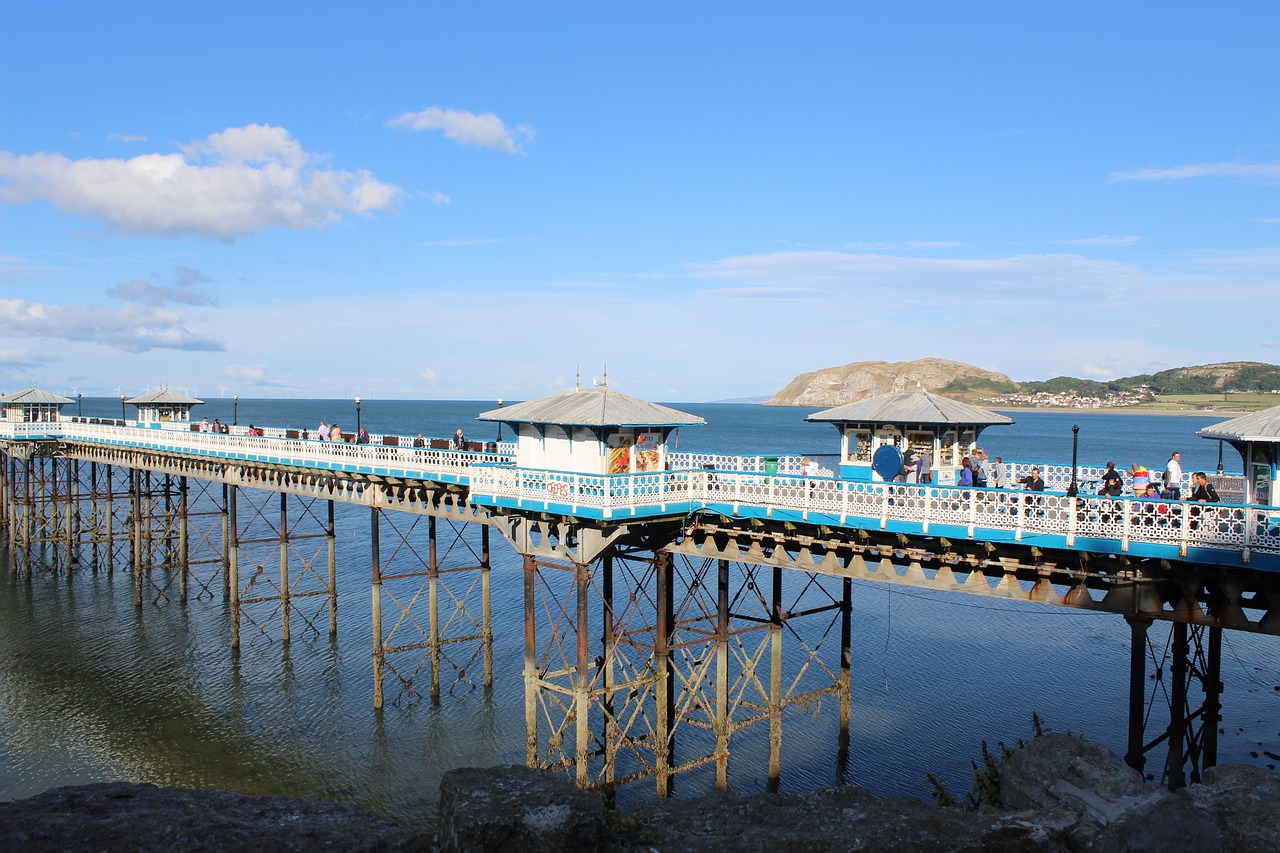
125 389 203 426
0 388 74 424
807 388 1012 483
1199 404 1280 507
476 385 704 476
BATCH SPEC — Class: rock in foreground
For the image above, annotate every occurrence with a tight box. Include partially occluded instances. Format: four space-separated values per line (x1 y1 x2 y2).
0 781 423 852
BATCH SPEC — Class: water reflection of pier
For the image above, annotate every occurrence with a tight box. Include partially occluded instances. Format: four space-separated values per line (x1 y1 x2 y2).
2 385 1279 797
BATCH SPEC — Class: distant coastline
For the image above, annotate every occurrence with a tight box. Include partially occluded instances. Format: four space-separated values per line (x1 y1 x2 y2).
992 406 1247 417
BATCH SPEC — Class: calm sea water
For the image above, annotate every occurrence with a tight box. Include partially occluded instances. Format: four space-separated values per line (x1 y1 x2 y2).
1 399 1276 827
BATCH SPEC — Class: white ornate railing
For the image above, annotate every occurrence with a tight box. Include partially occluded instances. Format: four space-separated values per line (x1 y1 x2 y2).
467 465 1280 559
4 420 1272 561
0 420 508 479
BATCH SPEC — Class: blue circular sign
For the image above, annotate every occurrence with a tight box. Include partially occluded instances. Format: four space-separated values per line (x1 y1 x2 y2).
872 444 904 479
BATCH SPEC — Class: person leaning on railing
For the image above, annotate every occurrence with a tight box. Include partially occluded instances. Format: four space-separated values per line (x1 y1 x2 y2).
1188 471 1220 532
1019 467 1045 516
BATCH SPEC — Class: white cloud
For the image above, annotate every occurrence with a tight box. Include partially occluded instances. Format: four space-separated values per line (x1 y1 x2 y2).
1053 235 1143 246
0 298 223 352
430 191 451 204
109 266 216 306
387 106 534 154
417 367 438 384
107 133 147 143
0 125 401 239
1110 161 1280 183
224 364 296 390
0 347 48 368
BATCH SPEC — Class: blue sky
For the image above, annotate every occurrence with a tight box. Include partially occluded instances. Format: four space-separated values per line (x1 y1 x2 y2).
2 2 1278 403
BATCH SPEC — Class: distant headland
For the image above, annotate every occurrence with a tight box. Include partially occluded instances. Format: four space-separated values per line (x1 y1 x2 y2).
764 358 1280 413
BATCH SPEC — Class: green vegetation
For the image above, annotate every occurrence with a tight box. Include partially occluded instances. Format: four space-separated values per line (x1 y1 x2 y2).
940 376 1019 396
928 713 1048 811
1019 376 1112 396
962 362 1280 410
1014 362 1280 398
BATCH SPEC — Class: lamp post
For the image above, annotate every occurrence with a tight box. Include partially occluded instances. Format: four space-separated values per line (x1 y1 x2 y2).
1066 423 1080 497
233 394 239 426
120 393 126 422
1217 440 1225 475
496 396 504 442
77 392 82 417
355 396 362 439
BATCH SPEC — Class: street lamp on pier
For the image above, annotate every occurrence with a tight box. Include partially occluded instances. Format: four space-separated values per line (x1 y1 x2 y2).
233 394 239 426
496 397 504 442
77 392 82 417
355 396 362 438
120 393 126 422
1066 423 1080 497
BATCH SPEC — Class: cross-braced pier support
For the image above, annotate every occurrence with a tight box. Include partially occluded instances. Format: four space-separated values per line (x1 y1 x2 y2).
369 504 493 709
1125 615 1223 790
521 543 852 794
227 485 337 649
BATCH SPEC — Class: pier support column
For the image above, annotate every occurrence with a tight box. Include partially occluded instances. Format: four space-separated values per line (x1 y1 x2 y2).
372 506 384 710
575 557 592 787
1124 615 1150 774
524 554 538 765
1168 622 1189 790
1203 627 1222 771
221 484 231 600
327 499 337 638
279 492 290 643
768 564 783 793
601 553 617 788
655 551 675 797
228 485 240 650
482 524 492 688
179 476 189 604
715 558 731 790
429 515 441 702
838 576 852 781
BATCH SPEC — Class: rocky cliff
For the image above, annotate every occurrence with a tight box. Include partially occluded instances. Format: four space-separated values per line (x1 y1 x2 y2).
766 358 1012 408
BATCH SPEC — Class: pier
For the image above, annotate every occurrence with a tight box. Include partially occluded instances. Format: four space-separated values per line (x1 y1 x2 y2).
2 385 1279 797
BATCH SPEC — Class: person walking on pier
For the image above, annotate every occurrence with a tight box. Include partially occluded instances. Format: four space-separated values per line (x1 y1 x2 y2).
913 449 932 484
1164 452 1183 500
989 456 1006 488
958 456 974 486
451 428 467 451
318 421 331 442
